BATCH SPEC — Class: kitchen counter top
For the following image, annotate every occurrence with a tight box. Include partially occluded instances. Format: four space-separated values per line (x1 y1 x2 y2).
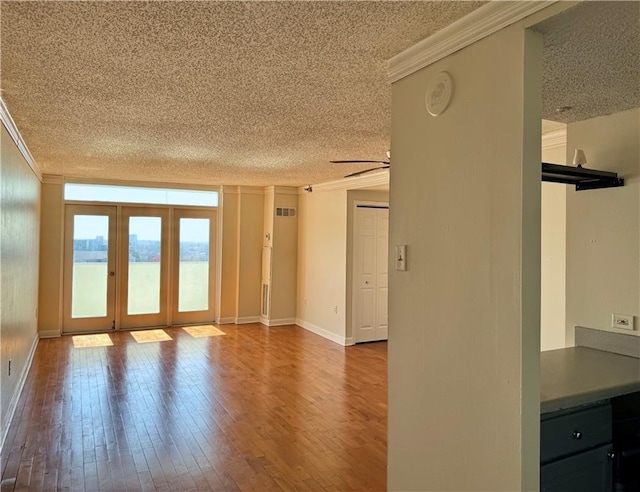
541 346 640 414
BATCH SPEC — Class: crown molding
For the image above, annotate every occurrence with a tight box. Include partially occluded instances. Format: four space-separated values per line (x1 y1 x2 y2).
388 1 557 83
300 169 389 194
0 98 42 181
238 186 265 195
264 186 298 195
221 185 240 194
42 174 64 184
541 129 567 151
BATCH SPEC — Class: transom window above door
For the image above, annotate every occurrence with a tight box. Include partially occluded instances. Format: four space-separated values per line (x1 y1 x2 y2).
64 183 219 207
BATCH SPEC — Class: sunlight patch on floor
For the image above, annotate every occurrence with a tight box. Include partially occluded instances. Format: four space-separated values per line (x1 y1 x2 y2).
130 329 173 343
72 334 113 348
182 325 226 338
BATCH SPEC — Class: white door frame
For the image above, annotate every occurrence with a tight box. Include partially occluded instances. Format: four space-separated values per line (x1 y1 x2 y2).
352 200 389 343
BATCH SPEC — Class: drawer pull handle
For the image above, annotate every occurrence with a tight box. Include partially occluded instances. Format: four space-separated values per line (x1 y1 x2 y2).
572 431 583 440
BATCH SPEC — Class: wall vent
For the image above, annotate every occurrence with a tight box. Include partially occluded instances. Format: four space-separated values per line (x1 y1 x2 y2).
275 207 297 218
261 283 269 316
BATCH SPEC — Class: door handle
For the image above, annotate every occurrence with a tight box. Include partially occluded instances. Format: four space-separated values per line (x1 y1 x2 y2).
109 271 115 277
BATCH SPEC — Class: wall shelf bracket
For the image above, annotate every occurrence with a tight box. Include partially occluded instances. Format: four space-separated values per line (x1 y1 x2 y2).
541 162 625 191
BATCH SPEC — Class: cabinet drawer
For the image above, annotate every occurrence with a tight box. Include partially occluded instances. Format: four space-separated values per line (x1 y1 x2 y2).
541 403 612 463
541 444 613 492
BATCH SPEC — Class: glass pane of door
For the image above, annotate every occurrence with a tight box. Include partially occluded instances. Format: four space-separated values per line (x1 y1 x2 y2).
71 215 110 318
178 218 210 312
127 216 162 315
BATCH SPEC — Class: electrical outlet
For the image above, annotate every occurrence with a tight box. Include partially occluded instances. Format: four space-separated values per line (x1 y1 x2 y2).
612 313 634 331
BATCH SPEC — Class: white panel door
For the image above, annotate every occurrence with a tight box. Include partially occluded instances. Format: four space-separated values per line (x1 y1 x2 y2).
354 205 389 342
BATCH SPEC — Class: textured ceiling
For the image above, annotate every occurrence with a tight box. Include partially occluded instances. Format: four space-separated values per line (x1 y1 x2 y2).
1 2 637 187
536 1 640 124
0 1 485 187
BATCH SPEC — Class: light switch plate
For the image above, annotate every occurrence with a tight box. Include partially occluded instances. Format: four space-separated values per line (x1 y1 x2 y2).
395 245 407 271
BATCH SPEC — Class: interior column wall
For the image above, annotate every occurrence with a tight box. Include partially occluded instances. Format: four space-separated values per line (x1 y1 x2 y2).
388 25 542 490
235 188 264 322
38 179 64 336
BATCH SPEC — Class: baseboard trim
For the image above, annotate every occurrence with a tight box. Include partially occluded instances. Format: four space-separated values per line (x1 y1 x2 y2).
236 316 260 325
295 319 348 346
260 317 296 327
39 330 61 338
1 331 39 455
217 317 236 325
344 337 355 346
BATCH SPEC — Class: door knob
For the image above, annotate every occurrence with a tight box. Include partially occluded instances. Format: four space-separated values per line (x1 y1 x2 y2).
109 271 115 277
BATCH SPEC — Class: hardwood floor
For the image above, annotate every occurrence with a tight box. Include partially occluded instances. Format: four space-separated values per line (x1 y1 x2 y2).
1 325 387 491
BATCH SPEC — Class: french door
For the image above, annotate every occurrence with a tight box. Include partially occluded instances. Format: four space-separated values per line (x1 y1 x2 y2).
63 205 117 333
119 207 170 329
63 204 217 334
171 209 216 325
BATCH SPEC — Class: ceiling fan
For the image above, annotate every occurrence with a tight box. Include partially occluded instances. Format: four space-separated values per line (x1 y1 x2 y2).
331 150 391 178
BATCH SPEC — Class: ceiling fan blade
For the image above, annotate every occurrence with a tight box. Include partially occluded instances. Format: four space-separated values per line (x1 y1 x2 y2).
331 160 390 165
344 166 390 178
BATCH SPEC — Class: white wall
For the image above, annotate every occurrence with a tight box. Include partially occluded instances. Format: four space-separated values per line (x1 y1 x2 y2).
1 124 40 445
296 188 348 344
566 108 640 345
541 141 567 351
388 25 542 491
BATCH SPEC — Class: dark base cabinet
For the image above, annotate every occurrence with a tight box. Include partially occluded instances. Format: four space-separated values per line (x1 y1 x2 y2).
612 392 640 491
541 444 613 492
541 402 613 492
540 393 640 492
